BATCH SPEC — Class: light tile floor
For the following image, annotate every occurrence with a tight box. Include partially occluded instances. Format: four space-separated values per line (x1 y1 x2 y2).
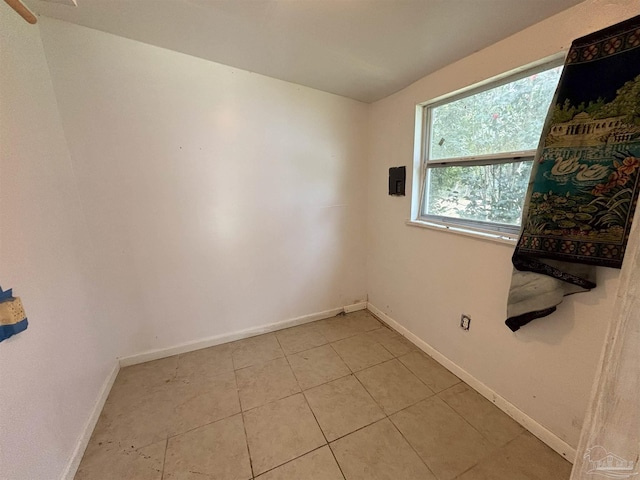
75 310 573 480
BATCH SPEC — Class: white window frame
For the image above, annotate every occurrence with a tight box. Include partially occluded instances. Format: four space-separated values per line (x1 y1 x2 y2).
410 56 565 243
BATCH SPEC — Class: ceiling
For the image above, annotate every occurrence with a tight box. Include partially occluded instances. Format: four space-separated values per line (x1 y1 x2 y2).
26 0 584 103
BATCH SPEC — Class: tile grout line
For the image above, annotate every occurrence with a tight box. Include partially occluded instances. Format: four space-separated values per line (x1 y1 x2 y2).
381 382 515 479
448 430 532 480
301 392 328 444
257 335 331 477
317 311 387 344
276 325 397 480
393 354 439 393
119 351 247 452
231 364 255 479
331 360 436 447
156 340 284 444
347 359 449 478
354 356 437 406
330 340 397 374
386 415 440 479
326 442 348 480
232 358 256 479
435 387 506 450
327 415 387 444
351 370 388 417
296 371 354 393
183 314 387 377
273 334 302 395
251 444 330 479
240 409 256 479
164 410 238 442
275 313 442 448
278 324 351 480
275 321 331 357
450 461 479 480
160 368 241 442
160 437 168 480
159 367 443 463
226 358 254 480
327 342 355 374
233 353 286 373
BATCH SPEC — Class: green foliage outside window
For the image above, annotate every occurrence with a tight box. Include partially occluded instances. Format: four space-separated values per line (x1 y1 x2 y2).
425 66 562 226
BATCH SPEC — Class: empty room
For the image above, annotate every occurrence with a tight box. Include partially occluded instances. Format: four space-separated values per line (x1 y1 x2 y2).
1 0 638 479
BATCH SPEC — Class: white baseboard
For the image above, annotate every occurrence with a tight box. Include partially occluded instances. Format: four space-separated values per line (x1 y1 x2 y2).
61 361 119 480
119 302 368 367
344 301 368 313
366 303 577 463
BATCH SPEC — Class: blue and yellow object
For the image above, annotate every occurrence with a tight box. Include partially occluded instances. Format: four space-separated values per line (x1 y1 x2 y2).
0 286 28 342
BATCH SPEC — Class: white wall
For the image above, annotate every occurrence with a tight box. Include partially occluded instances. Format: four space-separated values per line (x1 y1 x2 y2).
0 4 119 480
366 0 638 450
37 18 369 359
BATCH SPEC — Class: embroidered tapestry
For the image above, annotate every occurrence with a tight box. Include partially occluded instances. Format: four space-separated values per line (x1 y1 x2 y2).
506 15 640 331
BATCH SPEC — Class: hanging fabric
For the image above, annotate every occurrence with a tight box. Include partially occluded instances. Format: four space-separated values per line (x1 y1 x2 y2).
507 15 640 331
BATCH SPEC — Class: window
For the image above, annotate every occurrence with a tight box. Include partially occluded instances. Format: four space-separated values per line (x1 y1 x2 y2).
414 61 563 239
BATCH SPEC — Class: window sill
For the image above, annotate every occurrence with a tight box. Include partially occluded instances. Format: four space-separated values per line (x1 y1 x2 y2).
406 219 518 246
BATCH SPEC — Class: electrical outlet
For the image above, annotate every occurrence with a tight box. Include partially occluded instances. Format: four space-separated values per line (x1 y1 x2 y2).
460 314 471 331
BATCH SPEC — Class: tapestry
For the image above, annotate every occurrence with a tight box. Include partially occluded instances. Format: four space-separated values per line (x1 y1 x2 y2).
507 15 640 331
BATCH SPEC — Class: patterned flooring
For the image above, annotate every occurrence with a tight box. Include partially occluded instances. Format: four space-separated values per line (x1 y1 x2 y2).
75 310 572 480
